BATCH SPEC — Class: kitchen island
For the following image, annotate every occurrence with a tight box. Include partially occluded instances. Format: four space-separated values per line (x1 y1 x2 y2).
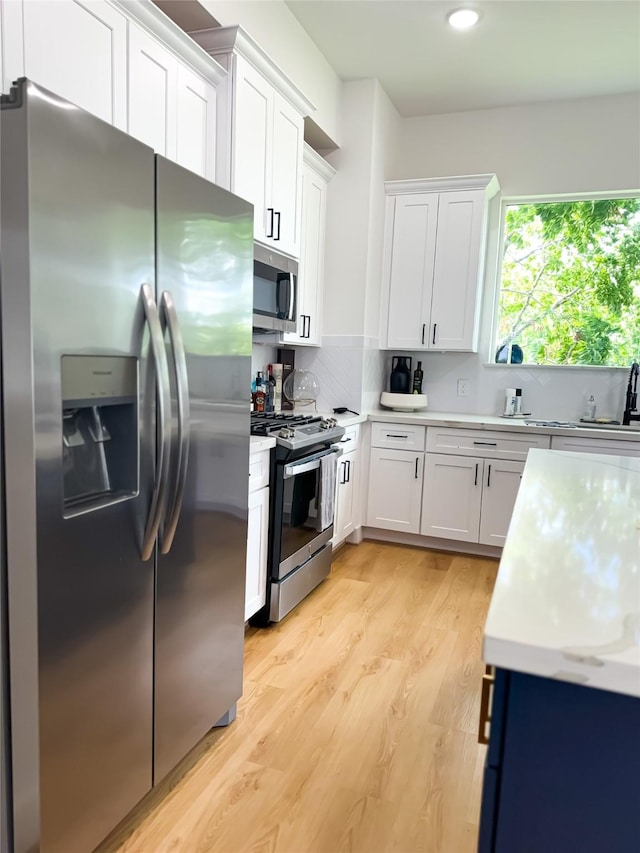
479 448 640 852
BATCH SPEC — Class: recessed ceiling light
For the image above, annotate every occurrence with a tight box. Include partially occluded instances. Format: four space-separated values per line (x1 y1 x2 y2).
447 8 481 30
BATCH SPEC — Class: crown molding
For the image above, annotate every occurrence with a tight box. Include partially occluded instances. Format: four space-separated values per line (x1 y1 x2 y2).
385 174 500 198
190 25 316 117
303 143 336 181
113 0 227 86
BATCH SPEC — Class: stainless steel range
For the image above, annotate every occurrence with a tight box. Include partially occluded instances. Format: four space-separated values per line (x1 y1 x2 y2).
249 413 345 623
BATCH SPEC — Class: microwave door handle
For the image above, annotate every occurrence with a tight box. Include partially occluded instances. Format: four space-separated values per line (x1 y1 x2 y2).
289 274 295 321
276 274 287 319
159 290 191 555
140 284 172 561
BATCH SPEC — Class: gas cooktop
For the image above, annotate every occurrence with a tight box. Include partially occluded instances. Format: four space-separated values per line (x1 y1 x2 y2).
250 412 345 450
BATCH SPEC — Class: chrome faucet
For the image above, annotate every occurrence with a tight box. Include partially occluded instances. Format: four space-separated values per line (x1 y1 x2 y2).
623 362 640 425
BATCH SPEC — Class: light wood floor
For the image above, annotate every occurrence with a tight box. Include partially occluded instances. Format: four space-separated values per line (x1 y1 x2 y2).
107 542 498 853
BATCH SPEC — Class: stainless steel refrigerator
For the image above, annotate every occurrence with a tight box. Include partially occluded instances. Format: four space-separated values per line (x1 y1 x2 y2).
0 78 252 853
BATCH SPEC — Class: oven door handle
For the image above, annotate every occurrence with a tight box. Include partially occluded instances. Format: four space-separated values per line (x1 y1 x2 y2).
283 447 341 479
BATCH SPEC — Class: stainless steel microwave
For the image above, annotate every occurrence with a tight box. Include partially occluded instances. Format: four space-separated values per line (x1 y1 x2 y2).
253 244 297 333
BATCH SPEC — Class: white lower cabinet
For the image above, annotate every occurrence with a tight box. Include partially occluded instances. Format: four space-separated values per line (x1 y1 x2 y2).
245 485 269 621
477 459 525 546
334 450 357 545
421 454 482 543
367 448 423 534
421 450 526 547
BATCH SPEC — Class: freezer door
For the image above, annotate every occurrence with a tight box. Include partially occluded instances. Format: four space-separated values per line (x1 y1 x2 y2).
154 156 252 782
0 80 156 853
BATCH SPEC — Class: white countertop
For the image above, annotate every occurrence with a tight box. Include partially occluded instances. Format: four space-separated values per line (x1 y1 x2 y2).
483 448 640 697
367 408 640 443
250 435 276 453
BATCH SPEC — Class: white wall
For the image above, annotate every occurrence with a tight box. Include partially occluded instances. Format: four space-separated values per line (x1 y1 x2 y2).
376 92 640 419
393 92 640 194
200 0 342 145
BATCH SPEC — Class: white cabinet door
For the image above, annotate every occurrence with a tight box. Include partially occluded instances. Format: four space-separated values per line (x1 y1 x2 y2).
245 486 269 621
176 64 216 181
334 451 357 545
233 54 273 245
478 460 525 547
384 193 438 350
421 453 482 543
284 159 327 345
128 26 177 158
430 190 485 351
270 91 303 257
21 0 127 128
367 449 423 534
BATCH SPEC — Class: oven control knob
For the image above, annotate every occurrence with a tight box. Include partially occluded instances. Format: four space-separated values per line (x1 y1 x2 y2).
320 419 330 430
279 427 295 438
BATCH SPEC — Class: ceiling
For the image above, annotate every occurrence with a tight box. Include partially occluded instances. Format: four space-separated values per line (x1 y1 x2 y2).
285 0 640 116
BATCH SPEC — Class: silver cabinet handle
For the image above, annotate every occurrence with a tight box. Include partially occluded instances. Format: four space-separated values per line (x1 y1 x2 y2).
140 284 172 561
159 290 191 555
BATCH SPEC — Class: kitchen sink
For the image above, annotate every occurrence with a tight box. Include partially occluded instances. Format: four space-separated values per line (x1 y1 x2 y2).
570 421 640 433
523 419 640 434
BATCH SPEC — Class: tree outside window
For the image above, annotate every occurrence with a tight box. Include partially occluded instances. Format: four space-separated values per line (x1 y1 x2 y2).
495 197 640 367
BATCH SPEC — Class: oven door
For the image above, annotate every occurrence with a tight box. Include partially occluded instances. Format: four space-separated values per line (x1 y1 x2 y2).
275 447 339 580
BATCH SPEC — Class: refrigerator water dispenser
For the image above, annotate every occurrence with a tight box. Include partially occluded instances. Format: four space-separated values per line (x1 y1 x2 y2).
61 355 138 516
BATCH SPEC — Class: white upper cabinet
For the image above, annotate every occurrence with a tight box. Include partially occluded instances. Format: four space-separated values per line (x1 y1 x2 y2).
381 175 500 352
128 25 217 180
192 26 315 259
284 145 335 346
2 0 224 181
175 64 217 181
270 92 304 255
14 0 128 128
128 26 177 157
384 193 439 350
233 55 273 245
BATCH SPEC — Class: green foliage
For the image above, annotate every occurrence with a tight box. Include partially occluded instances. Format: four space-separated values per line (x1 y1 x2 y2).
497 197 640 366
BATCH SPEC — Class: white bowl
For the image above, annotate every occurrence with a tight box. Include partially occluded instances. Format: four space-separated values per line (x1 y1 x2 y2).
380 392 428 412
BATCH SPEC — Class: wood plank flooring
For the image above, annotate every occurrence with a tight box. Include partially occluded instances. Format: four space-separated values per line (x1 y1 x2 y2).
105 542 498 853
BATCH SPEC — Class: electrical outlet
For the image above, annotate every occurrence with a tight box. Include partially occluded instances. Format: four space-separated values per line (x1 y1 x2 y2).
457 379 471 397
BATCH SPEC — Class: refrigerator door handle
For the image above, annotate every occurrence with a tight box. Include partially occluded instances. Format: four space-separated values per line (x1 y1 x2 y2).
159 290 191 554
141 283 172 561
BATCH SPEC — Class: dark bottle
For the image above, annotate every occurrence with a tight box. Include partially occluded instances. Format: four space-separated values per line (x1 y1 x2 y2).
390 356 412 394
412 361 423 395
253 371 266 413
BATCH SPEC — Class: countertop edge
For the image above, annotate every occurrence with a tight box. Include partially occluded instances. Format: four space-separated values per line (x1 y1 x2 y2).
366 409 640 442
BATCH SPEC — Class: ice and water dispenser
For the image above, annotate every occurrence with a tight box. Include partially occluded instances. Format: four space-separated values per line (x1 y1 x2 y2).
61 355 138 516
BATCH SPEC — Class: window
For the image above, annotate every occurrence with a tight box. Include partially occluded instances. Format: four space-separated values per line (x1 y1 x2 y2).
494 196 640 367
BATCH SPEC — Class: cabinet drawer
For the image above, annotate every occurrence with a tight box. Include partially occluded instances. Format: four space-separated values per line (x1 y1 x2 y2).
426 427 550 461
371 422 426 451
551 435 640 457
249 449 270 492
337 424 360 451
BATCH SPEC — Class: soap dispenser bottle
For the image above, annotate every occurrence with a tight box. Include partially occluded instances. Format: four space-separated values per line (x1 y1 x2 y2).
584 395 596 420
